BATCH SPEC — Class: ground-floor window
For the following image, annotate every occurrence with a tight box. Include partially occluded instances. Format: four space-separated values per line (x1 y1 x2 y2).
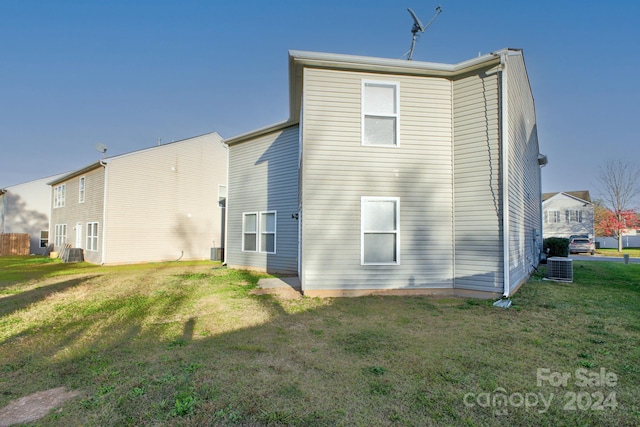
243 211 277 253
86 222 99 251
361 197 399 265
260 212 276 254
54 224 67 248
40 230 49 248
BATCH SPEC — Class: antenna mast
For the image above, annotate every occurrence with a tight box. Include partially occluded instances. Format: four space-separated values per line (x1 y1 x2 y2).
407 5 442 60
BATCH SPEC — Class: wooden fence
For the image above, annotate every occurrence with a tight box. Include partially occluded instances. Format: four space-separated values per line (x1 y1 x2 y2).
0 233 30 256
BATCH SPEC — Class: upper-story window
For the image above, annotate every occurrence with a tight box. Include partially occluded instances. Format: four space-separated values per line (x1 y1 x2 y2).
79 177 85 203
362 81 400 147
545 210 561 223
566 209 583 223
53 184 66 208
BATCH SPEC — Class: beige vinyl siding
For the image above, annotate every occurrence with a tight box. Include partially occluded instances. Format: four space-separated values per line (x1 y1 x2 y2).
505 53 543 290
452 68 504 292
103 133 226 264
301 68 454 291
227 125 299 273
49 167 105 264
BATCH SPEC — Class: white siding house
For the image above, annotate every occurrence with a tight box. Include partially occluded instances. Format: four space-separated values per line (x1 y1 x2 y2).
542 191 594 240
49 132 227 264
1 173 66 254
226 49 546 299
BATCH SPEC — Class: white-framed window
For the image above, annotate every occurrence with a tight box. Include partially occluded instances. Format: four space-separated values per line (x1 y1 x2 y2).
260 211 276 254
86 222 99 251
54 224 67 248
361 197 400 265
566 209 583 223
218 184 227 208
362 80 399 147
545 210 561 223
39 230 49 248
53 184 66 208
242 211 277 253
243 213 258 252
79 176 85 203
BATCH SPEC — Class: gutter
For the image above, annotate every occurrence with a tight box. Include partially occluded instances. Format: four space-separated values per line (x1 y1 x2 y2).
499 52 511 297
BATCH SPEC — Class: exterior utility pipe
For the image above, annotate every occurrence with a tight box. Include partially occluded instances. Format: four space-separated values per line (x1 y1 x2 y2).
499 52 510 297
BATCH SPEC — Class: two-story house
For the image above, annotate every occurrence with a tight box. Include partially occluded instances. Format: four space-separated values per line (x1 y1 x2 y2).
226 49 546 299
48 132 227 264
1 173 66 254
542 191 594 240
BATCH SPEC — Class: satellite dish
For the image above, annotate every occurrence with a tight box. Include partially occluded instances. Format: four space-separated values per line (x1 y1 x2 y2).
408 8 425 33
95 143 108 156
406 5 443 60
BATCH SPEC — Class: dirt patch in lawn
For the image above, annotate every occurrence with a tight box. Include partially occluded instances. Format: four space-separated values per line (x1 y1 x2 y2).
0 387 80 427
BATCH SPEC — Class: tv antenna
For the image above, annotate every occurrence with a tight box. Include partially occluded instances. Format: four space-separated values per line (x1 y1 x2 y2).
94 143 108 157
406 5 442 60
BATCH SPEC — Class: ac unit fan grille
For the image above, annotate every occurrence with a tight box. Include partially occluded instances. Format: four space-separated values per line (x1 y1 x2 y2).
546 257 573 282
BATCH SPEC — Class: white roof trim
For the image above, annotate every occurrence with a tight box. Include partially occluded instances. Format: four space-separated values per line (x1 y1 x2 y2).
225 120 298 146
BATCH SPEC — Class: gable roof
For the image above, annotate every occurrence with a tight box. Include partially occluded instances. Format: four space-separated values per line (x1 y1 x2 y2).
542 191 591 203
227 48 524 146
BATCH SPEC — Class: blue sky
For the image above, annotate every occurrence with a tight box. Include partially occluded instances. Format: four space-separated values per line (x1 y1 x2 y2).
2 0 639 200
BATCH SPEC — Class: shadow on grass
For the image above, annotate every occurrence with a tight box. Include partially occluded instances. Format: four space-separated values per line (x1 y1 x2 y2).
1 264 639 426
0 275 100 317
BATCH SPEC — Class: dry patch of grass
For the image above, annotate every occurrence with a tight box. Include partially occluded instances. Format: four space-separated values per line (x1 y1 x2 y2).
0 257 639 426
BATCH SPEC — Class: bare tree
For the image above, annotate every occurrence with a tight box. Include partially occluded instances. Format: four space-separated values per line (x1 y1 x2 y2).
596 160 640 251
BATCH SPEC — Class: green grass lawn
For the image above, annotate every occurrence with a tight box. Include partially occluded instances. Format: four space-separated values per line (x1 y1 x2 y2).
596 247 640 258
1 256 639 426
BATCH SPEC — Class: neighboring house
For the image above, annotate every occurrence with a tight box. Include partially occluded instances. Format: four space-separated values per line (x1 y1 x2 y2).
48 132 227 264
226 49 546 298
0 173 66 254
542 191 594 240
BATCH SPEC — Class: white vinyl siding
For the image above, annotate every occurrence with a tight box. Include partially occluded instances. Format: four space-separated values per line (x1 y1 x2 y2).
78 176 85 203
48 167 106 264
302 68 453 291
227 125 299 273
86 222 99 251
243 213 258 252
53 184 65 208
362 81 399 147
542 194 594 240
361 197 399 264
54 224 67 248
505 52 544 291
453 69 503 292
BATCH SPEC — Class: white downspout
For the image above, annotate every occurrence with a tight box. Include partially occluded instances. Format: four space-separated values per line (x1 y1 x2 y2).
500 53 510 297
99 160 108 265
223 140 229 266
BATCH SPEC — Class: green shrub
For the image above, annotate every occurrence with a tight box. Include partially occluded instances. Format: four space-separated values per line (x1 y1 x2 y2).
543 237 569 257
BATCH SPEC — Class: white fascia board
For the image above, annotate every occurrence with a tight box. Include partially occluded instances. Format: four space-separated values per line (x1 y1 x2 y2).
288 49 507 76
224 120 298 146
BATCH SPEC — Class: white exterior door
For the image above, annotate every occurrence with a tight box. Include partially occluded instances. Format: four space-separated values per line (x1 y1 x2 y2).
75 222 82 248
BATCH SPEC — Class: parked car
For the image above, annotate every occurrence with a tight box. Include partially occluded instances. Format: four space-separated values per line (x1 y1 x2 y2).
569 234 589 241
569 238 595 255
